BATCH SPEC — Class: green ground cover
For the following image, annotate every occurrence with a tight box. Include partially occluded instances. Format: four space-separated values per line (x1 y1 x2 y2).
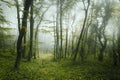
0 52 120 80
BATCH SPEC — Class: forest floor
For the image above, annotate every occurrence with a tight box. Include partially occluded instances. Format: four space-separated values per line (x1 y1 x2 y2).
0 51 120 80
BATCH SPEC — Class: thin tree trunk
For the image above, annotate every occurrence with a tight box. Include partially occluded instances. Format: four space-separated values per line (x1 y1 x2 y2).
54 22 56 60
117 37 120 63
113 32 118 66
28 0 34 61
60 0 63 59
56 0 59 59
94 35 97 59
34 6 50 58
73 0 90 61
53 16 56 60
22 35 26 58
98 47 104 61
65 28 68 58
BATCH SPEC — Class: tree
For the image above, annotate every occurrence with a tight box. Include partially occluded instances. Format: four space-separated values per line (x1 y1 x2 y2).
28 0 34 61
14 0 21 33
55 0 60 59
34 4 50 59
65 13 70 58
59 0 64 59
73 0 90 61
112 31 118 66
97 1 112 61
14 0 32 69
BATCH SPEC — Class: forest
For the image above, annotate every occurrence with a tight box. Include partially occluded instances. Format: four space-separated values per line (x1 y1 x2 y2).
0 0 120 80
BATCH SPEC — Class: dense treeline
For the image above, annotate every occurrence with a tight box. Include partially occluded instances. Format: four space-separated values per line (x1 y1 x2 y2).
0 0 120 79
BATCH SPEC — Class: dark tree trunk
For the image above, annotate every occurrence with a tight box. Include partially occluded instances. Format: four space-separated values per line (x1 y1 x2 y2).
56 0 60 59
53 16 56 60
80 43 85 62
60 0 63 59
98 30 107 62
73 0 90 61
22 35 26 58
71 13 75 57
94 35 97 59
113 32 118 66
54 26 56 60
14 0 32 69
113 51 118 66
65 28 68 58
117 37 120 64
28 0 34 61
119 54 120 63
98 47 104 61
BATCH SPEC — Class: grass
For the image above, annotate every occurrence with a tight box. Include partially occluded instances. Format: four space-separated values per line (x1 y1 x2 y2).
0 51 120 80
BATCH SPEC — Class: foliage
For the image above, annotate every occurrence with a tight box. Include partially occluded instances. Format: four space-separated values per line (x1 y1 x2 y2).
0 0 120 80
0 7 8 24
0 52 120 80
0 27 15 49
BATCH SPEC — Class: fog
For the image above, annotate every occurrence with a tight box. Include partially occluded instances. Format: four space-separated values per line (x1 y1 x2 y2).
1 0 85 52
1 0 120 52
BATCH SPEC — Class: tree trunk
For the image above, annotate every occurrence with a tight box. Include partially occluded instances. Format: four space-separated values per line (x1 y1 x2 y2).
53 16 56 60
113 32 118 66
65 28 68 58
14 0 32 69
56 0 60 59
60 0 63 59
98 47 104 61
117 37 120 64
22 35 26 58
73 0 90 61
113 50 118 66
28 0 34 61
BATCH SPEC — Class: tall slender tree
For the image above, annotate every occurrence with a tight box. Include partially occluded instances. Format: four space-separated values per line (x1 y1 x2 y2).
59 0 64 59
28 0 34 61
55 0 60 59
73 0 90 61
34 5 50 58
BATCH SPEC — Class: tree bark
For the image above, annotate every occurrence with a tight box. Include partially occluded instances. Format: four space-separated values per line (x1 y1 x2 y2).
65 27 68 58
14 0 32 69
56 0 60 59
28 0 34 61
73 0 90 61
60 0 63 59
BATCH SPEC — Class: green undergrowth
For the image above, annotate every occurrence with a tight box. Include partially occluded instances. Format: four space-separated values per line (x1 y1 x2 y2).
0 52 120 80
